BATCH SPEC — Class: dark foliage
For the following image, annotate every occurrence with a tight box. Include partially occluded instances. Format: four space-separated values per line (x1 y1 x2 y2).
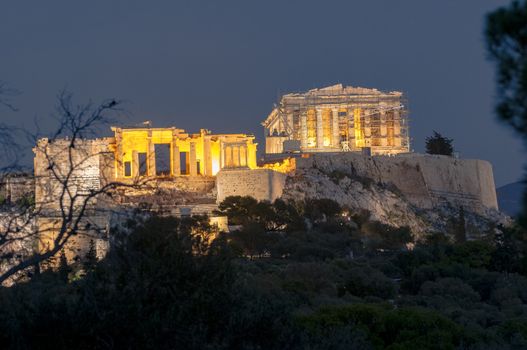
2 199 527 349
299 304 464 349
83 239 97 272
453 207 467 244
486 1 527 229
215 196 305 232
486 0 527 136
425 131 454 156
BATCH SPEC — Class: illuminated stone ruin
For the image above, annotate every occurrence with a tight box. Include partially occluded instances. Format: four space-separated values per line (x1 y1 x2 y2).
262 84 410 156
23 85 502 269
113 126 258 179
31 125 258 265
33 125 258 211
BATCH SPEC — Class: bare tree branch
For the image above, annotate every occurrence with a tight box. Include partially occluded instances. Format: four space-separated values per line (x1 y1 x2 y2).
0 91 142 285
0 81 20 112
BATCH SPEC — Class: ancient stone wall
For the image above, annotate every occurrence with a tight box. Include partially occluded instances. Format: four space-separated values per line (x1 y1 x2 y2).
216 168 287 202
37 215 110 265
33 138 114 214
0 213 37 286
295 153 498 212
217 153 498 214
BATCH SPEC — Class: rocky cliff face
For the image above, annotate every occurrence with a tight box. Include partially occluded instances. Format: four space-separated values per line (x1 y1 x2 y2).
281 155 509 237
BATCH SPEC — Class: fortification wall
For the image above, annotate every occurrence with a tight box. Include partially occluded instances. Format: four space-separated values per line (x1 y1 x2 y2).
216 168 287 202
34 138 113 213
37 215 110 265
216 153 498 214
295 153 498 212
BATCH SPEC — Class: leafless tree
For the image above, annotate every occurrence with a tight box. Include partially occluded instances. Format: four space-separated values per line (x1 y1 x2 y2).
0 91 141 285
0 82 21 171
0 81 19 112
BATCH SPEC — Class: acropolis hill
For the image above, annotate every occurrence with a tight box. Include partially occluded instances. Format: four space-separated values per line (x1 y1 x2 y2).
8 84 503 264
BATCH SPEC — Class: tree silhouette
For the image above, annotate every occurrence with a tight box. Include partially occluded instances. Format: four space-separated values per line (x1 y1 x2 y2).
0 81 19 112
83 239 97 272
0 91 143 286
486 1 527 225
57 250 70 282
486 1 527 135
454 207 467 244
425 131 454 156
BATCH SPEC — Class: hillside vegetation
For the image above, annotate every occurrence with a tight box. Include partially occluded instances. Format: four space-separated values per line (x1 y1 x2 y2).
1 197 527 349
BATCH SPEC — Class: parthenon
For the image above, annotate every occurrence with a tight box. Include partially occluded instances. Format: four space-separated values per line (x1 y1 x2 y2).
262 84 410 156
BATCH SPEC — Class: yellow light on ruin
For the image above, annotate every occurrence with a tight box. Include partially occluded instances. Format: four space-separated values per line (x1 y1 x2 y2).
211 157 220 176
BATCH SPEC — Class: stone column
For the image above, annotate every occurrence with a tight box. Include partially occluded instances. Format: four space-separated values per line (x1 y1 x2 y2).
115 129 123 178
286 112 293 136
171 132 180 176
393 110 402 147
220 143 225 169
172 145 180 176
332 108 340 149
226 145 233 168
240 145 247 167
363 109 371 146
189 141 197 176
147 131 156 176
300 111 308 149
204 138 212 176
379 109 387 146
316 108 324 149
247 142 256 168
132 151 139 178
231 146 238 167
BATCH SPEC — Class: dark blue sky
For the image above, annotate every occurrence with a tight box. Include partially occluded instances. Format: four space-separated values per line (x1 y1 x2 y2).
0 0 521 186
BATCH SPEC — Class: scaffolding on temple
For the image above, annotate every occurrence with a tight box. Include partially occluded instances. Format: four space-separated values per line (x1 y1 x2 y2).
262 84 410 156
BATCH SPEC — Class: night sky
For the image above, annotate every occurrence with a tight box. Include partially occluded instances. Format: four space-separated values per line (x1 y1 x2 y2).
0 0 521 186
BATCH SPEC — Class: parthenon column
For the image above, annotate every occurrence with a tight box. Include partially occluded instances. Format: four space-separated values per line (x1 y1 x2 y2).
286 111 293 136
316 108 324 149
380 109 388 146
147 131 156 176
300 112 308 149
332 108 340 148
393 110 402 147
189 141 197 176
363 109 371 143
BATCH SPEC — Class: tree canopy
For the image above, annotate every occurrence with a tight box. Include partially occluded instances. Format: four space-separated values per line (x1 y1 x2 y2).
2 203 527 349
486 0 527 136
486 0 527 225
425 131 454 156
